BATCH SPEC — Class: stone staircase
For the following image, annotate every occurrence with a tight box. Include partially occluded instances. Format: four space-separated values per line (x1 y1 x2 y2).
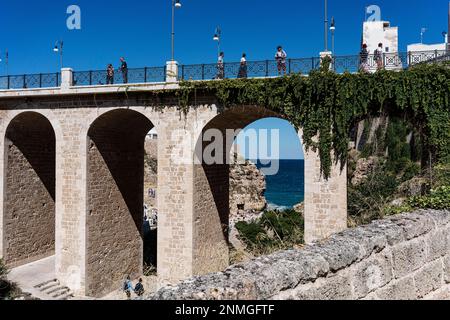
33 279 74 300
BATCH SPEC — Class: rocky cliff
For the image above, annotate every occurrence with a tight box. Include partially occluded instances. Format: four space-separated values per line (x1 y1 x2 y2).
229 152 267 221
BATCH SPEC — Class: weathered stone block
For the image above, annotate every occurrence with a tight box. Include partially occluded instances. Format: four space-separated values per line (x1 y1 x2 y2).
425 210 450 227
307 237 364 272
331 226 388 260
388 212 434 241
375 276 418 300
392 239 427 279
414 260 443 298
367 219 405 246
351 250 393 298
426 229 448 262
290 272 353 300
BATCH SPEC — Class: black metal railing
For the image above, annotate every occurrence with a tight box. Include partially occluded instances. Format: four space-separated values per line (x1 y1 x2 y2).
0 73 61 90
0 50 448 90
72 66 166 86
179 57 322 81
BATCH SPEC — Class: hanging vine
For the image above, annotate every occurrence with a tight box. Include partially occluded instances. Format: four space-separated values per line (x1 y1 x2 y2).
175 62 450 178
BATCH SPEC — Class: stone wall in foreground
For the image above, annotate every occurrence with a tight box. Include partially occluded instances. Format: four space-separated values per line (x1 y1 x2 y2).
150 210 450 300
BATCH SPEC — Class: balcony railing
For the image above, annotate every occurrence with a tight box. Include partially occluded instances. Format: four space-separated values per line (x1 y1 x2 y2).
0 50 448 90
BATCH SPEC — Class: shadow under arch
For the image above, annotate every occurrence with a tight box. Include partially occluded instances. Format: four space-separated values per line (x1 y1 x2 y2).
193 105 305 274
4 111 56 267
86 109 154 298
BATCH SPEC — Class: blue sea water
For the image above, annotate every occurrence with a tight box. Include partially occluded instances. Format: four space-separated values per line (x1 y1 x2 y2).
255 160 305 210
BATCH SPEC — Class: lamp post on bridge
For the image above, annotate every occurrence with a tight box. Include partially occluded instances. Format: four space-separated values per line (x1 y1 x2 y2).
324 0 328 52
213 26 221 59
53 40 64 70
330 17 336 55
171 0 182 62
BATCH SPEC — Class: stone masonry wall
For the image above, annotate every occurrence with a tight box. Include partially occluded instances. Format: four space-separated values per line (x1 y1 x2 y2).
150 210 450 300
86 110 151 297
3 113 55 268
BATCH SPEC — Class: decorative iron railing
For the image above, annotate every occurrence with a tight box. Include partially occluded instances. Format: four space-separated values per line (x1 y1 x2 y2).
0 73 61 90
0 50 448 90
72 66 166 86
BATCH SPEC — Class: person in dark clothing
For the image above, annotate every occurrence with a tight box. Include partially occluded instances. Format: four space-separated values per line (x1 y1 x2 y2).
106 64 114 84
134 278 145 297
359 44 369 73
123 275 133 299
238 53 248 78
374 43 384 70
120 57 128 83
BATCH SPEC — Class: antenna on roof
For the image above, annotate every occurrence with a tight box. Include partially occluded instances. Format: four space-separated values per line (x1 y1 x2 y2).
420 27 427 44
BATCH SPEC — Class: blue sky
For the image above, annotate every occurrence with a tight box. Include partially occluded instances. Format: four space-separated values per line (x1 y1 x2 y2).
1 0 448 159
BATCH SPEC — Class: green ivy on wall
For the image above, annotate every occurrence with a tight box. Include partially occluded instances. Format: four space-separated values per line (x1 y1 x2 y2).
176 63 450 178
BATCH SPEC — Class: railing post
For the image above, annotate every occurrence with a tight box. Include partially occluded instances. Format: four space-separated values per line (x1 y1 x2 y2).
23 75 26 89
89 71 92 86
144 67 148 83
61 68 73 91
202 64 205 80
312 57 315 70
39 74 42 88
7 75 10 89
288 59 292 74
181 65 184 80
408 51 412 66
435 49 438 60
165 61 179 82
56 72 59 87
265 60 269 77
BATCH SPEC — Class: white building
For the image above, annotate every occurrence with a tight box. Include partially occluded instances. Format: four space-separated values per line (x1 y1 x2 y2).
362 20 402 72
147 127 158 140
407 43 447 52
363 21 399 54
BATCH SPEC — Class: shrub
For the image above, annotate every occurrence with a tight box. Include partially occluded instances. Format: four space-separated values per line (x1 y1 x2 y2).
348 165 400 226
235 210 304 256
408 186 450 210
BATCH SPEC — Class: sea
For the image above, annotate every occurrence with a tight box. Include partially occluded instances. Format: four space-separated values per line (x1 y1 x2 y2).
255 159 305 211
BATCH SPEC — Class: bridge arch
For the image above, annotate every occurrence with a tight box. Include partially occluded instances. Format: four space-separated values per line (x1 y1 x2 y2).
191 105 347 275
85 109 154 297
2 111 56 267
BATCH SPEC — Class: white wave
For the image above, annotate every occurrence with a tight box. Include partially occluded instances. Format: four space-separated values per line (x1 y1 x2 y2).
267 202 292 211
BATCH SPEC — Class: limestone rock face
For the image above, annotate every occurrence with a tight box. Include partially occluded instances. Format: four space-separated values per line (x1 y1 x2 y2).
398 177 429 197
144 139 158 209
351 156 379 186
229 153 267 219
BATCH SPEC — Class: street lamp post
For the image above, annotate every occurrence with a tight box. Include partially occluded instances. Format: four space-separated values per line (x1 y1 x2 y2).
330 17 336 55
53 40 64 70
213 26 221 58
171 0 182 61
324 0 328 52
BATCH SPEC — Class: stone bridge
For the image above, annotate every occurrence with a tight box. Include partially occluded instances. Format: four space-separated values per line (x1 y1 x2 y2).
0 69 347 297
